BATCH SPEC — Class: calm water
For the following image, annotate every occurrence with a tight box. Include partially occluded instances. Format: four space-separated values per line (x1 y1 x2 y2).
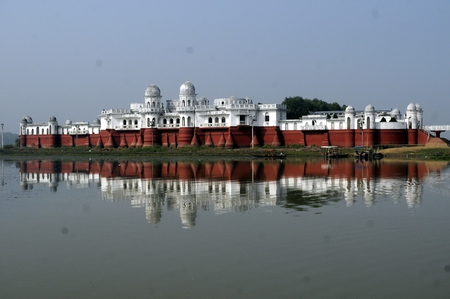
1 157 450 299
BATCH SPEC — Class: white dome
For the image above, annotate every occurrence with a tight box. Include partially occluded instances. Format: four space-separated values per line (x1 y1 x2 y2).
180 81 196 96
407 102 416 111
66 119 72 125
93 118 100 125
415 103 423 112
49 116 57 122
345 105 355 113
365 104 375 112
145 84 161 97
390 108 400 117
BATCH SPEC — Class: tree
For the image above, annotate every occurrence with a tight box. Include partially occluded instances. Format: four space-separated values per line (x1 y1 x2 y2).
282 96 346 119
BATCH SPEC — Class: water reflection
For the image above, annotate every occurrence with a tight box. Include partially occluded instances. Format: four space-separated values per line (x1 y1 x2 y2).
17 159 449 228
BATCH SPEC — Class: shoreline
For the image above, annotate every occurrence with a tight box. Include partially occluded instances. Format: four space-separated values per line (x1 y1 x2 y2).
1 145 449 160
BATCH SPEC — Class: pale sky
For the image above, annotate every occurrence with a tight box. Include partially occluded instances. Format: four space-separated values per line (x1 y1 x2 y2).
1 1 450 137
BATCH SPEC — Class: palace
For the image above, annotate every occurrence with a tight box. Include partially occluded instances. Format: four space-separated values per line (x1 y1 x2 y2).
19 81 432 148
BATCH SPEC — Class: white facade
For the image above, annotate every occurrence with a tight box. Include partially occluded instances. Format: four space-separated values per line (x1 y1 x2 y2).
99 81 286 131
279 103 423 131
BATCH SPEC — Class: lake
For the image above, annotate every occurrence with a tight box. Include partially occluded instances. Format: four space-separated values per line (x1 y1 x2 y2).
1 157 450 298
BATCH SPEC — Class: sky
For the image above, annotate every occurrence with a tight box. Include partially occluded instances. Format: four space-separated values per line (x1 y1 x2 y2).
1 0 450 137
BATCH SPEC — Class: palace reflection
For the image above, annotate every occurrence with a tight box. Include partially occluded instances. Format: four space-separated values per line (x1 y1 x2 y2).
18 159 449 228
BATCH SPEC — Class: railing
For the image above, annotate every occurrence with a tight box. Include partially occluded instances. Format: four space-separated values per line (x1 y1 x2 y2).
114 125 140 130
198 123 229 128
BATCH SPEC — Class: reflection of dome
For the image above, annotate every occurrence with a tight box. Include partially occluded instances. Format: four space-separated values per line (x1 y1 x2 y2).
180 81 196 96
66 119 72 125
407 102 416 111
345 105 355 113
49 116 57 122
145 84 161 97
93 118 100 125
365 104 375 112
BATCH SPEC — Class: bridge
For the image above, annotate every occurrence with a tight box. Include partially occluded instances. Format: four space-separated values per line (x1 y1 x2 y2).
423 125 450 137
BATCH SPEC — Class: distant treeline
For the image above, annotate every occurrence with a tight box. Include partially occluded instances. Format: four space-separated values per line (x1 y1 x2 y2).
2 132 19 145
282 96 347 119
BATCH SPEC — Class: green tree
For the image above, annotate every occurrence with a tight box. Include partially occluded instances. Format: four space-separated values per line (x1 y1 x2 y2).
282 96 346 119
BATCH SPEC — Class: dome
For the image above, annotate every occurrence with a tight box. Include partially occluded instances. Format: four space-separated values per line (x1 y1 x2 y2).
365 104 375 112
145 84 161 97
390 108 400 117
49 116 57 122
22 116 33 123
66 119 72 125
415 103 423 112
180 81 196 96
407 102 416 111
93 118 100 125
345 105 355 113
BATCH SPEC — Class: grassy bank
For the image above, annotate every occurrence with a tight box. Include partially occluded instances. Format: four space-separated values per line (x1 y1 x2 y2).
1 144 449 160
0 145 325 159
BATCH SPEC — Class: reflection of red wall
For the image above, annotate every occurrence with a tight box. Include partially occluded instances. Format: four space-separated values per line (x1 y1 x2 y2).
19 159 447 182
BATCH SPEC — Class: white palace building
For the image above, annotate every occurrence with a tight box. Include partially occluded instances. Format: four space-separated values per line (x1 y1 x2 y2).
20 80 441 149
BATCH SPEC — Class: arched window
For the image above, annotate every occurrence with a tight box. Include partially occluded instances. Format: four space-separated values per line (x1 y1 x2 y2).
366 117 370 129
221 117 226 123
208 117 212 124
128 120 132 125
42 128 44 134
265 113 269 122
152 102 155 108
182 100 185 107
170 118 173 124
31 129 34 135
182 117 185 126
134 119 138 125
163 119 167 125
147 118 151 127
215 117 219 123
176 118 180 124
147 102 150 108
188 100 191 106
47 128 49 134
346 117 351 129
123 120 126 125
187 116 191 126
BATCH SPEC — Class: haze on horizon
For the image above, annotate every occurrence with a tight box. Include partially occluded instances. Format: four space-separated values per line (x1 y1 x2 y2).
1 1 450 138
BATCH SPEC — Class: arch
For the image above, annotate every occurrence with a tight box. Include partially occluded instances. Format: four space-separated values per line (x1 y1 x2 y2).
123 119 126 125
221 117 226 123
176 118 180 124
215 117 219 123
188 100 191 106
134 119 138 125
366 117 370 129
265 112 269 122
170 118 174 124
147 102 150 108
152 102 155 108
128 119 132 125
182 117 185 126
147 118 151 127
182 100 185 107
163 119 167 125
208 117 212 124
346 117 351 130
187 116 191 126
